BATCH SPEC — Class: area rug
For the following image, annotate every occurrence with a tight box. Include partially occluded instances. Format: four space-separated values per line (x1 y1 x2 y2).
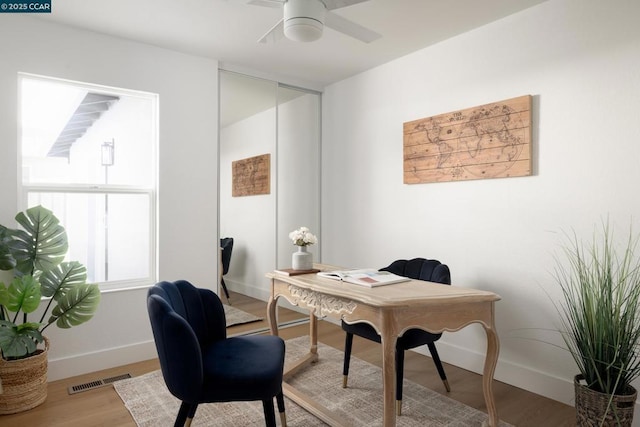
223 304 263 327
114 336 511 426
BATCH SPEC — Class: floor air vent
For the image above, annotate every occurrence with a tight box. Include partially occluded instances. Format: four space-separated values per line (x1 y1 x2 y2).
68 373 132 395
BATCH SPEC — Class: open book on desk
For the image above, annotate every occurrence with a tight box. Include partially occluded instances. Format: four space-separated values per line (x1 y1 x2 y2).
317 269 410 288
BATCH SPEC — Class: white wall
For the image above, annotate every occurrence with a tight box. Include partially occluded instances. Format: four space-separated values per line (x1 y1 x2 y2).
321 0 640 410
0 17 218 380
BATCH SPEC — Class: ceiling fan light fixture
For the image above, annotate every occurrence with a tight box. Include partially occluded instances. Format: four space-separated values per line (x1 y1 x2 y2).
284 0 326 42
284 18 323 42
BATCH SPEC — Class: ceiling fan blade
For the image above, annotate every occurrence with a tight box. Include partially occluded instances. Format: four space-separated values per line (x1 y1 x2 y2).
322 0 369 11
258 18 285 44
248 0 284 9
324 11 381 43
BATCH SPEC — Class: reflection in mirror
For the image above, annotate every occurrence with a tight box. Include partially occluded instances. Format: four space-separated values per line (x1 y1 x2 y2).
218 70 321 315
276 84 321 271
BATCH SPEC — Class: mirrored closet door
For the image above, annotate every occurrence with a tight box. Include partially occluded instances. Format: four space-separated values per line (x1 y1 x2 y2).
218 70 321 304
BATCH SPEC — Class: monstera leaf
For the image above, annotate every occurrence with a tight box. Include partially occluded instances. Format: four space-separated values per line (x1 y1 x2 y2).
48 284 101 329
0 321 43 358
0 276 43 358
0 275 41 314
0 226 17 271
40 261 87 300
10 206 68 276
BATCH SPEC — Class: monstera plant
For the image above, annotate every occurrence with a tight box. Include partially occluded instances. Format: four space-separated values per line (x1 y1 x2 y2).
0 205 101 359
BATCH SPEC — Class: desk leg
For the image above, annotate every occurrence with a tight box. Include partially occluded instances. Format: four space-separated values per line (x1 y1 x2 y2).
481 323 500 427
380 328 398 427
267 294 279 337
309 313 318 357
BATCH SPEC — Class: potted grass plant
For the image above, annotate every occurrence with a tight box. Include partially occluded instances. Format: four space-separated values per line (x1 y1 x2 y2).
553 222 640 426
0 205 101 414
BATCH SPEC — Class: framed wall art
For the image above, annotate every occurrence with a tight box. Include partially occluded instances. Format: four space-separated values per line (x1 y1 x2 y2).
232 153 271 197
403 95 532 184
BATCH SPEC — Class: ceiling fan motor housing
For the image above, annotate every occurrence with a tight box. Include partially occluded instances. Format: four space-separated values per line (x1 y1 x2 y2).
284 0 326 42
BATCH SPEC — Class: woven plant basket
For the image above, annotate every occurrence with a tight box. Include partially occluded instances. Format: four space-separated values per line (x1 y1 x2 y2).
0 337 49 414
574 374 637 427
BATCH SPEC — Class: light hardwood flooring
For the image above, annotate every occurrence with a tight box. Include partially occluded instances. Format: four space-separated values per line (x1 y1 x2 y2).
0 291 574 426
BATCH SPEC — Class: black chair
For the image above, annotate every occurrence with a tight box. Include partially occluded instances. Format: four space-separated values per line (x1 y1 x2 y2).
341 258 451 416
220 237 234 302
147 280 286 427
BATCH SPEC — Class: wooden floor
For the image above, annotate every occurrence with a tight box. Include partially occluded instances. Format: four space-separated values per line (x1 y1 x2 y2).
0 291 575 427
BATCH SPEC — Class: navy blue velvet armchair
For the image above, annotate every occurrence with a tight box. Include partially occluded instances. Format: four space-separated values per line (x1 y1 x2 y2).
220 237 234 302
341 258 451 416
147 280 286 427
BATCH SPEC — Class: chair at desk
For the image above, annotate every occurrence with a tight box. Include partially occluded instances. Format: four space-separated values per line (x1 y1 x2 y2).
147 280 287 427
220 237 234 302
341 257 451 416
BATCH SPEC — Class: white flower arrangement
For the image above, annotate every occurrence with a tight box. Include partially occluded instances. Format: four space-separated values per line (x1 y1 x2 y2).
289 226 317 247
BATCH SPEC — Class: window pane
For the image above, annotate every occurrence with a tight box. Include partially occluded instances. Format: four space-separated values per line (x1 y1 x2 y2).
21 77 155 187
27 192 151 283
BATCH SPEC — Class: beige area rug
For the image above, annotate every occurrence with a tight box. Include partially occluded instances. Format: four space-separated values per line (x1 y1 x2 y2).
114 336 511 426
224 304 263 327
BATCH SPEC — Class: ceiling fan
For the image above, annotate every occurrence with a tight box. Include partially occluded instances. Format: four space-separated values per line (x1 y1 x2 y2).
247 0 381 44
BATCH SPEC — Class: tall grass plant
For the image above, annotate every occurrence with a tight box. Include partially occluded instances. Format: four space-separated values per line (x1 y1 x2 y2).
554 222 640 396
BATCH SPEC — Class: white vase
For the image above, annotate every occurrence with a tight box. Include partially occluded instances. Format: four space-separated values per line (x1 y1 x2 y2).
292 246 313 270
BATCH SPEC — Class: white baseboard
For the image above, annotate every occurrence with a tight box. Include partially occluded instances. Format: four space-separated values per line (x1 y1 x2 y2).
226 278 270 301
47 340 157 382
419 340 574 405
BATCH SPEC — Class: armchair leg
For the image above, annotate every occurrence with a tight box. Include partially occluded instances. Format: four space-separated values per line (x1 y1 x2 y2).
185 403 198 427
221 278 231 303
427 342 451 392
396 349 405 415
342 332 354 388
175 402 196 427
276 391 287 427
262 398 277 427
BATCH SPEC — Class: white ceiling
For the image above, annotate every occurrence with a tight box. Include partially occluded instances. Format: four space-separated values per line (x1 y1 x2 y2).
39 0 547 89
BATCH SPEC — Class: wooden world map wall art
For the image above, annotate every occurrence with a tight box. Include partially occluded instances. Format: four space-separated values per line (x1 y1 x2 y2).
232 153 271 197
403 95 532 184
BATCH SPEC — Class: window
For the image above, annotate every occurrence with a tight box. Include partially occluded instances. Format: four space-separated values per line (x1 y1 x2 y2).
19 74 158 291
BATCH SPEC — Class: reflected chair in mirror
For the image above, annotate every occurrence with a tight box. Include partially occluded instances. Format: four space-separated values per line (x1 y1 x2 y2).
341 258 451 416
147 280 287 427
220 237 234 303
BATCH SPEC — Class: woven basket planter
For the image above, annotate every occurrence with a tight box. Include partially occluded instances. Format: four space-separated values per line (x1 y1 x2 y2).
0 337 49 414
574 374 637 427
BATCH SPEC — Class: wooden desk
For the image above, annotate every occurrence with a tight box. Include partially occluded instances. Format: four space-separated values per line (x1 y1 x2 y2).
266 265 501 427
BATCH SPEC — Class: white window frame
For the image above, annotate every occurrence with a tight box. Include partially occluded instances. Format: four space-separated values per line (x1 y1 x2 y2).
18 73 159 292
